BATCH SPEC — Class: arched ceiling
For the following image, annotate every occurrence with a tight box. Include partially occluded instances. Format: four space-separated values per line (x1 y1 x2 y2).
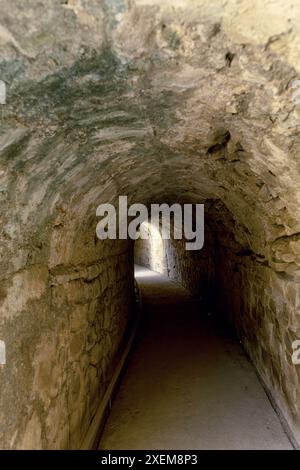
1 0 300 277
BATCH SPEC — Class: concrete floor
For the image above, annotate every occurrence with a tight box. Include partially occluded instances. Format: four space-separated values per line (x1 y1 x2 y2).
99 265 293 450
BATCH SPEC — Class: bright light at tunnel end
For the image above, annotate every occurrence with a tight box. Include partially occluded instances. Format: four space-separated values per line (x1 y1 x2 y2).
95 196 204 250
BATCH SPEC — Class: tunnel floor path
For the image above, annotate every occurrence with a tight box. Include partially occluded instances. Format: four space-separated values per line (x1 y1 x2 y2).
99 265 293 450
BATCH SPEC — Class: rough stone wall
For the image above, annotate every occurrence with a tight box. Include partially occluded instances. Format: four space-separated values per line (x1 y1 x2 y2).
215 230 300 444
134 221 215 297
0 239 134 449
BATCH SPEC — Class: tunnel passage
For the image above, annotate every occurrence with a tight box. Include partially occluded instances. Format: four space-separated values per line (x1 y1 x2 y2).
99 264 292 450
0 0 300 450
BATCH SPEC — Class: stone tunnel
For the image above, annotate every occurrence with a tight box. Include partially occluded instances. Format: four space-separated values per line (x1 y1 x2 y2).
0 0 300 450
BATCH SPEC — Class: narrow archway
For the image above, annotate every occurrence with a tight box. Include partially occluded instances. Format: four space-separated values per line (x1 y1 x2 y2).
98 219 293 449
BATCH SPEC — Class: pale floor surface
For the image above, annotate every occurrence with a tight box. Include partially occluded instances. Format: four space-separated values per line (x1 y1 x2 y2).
99 265 293 450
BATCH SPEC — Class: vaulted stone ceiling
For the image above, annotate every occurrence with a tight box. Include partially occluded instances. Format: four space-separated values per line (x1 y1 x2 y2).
1 0 300 274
